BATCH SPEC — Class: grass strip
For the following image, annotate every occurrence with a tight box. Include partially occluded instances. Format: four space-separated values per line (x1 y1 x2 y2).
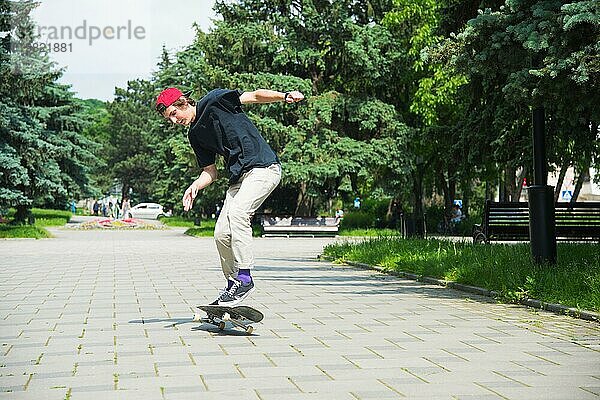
0 225 52 239
338 228 402 237
185 220 263 237
3 208 71 227
323 237 600 313
159 216 198 227
184 220 217 237
30 208 71 226
1 208 70 238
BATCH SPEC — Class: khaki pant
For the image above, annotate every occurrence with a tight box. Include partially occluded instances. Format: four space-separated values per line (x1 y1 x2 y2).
214 164 281 279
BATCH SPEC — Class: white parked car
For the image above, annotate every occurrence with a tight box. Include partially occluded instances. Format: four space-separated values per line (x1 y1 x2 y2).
126 203 172 220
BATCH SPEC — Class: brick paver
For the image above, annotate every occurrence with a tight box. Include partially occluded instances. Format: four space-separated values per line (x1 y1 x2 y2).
1 227 599 399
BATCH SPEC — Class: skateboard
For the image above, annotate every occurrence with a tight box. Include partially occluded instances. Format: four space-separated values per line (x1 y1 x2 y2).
195 305 264 334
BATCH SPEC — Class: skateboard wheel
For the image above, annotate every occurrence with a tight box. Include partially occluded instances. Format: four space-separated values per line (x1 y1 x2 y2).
218 321 225 330
193 313 202 322
245 326 254 335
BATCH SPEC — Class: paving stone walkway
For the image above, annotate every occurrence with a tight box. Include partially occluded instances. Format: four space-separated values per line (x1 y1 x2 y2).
1 228 599 399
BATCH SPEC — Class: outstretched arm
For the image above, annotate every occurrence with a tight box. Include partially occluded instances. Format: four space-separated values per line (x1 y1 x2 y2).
239 89 304 104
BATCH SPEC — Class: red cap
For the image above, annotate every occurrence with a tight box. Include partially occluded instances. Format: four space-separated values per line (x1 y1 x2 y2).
156 87 184 110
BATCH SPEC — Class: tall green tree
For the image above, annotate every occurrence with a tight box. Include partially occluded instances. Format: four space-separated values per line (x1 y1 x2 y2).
194 0 412 215
0 0 96 222
383 0 473 224
437 0 600 202
105 80 162 202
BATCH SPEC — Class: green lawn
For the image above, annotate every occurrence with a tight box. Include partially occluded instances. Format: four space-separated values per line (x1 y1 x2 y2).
12 208 72 226
159 215 199 228
179 219 403 238
184 219 217 237
184 219 264 237
0 225 52 239
339 228 402 236
323 237 600 312
0 208 72 238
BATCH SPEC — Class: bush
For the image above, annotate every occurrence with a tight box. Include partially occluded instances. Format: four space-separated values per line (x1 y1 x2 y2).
425 205 480 237
363 199 390 228
340 198 390 229
455 218 475 236
425 205 445 233
340 211 374 229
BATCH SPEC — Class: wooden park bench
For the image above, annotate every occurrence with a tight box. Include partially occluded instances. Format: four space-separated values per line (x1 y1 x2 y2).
260 215 339 237
472 200 600 243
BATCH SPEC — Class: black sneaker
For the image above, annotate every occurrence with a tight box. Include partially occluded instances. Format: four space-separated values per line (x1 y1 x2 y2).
218 279 255 306
209 284 230 305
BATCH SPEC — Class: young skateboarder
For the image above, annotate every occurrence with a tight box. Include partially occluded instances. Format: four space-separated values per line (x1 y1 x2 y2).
156 87 304 306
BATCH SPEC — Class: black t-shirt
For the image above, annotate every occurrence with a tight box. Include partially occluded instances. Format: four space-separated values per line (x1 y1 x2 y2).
187 89 279 183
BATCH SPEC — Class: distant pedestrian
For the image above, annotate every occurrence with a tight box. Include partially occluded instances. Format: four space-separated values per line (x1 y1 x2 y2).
335 208 344 225
92 201 99 216
121 197 131 219
112 201 121 219
450 204 464 224
389 199 402 229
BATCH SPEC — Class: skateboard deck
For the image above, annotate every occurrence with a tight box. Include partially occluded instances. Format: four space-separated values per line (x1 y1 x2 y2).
195 305 264 334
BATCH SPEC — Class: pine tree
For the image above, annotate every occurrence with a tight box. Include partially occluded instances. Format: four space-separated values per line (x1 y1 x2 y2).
439 0 600 202
0 0 97 223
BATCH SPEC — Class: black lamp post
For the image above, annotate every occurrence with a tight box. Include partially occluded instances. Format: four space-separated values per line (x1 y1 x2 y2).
527 97 557 264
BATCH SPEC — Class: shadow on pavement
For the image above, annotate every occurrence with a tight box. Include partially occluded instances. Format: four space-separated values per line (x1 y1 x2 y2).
192 324 259 336
256 262 493 302
127 317 261 336
128 317 197 328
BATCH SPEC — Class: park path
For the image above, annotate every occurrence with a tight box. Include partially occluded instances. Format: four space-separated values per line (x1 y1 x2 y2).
0 227 599 399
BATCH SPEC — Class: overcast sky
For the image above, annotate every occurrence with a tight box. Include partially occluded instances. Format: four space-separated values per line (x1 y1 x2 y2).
31 0 217 100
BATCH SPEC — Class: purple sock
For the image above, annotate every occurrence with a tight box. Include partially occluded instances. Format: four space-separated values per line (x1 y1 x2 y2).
237 269 252 284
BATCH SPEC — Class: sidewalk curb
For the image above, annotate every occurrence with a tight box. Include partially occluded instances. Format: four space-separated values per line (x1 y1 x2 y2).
319 256 600 323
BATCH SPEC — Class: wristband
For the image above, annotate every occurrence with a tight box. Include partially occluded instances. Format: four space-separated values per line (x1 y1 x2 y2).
283 92 291 102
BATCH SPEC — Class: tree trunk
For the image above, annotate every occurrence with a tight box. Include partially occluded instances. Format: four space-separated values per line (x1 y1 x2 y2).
294 182 312 216
570 162 589 204
513 166 526 201
121 183 129 201
498 172 506 202
413 163 425 238
14 205 30 225
461 178 471 217
505 166 516 202
448 168 456 208
310 69 322 95
554 160 569 202
437 168 451 213
349 173 359 194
